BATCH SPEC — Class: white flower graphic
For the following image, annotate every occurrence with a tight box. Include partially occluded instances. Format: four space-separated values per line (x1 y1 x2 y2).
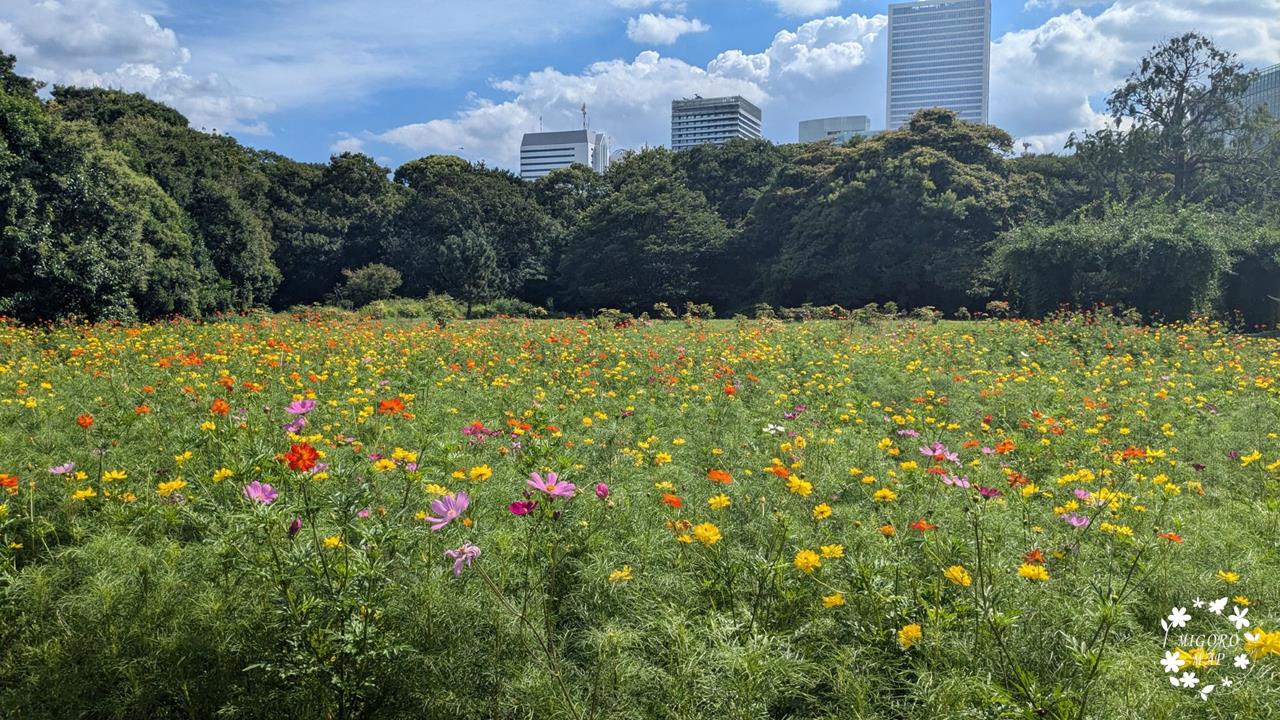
1166 607 1191 628
1222 676 1233 687
1161 651 1186 673
1192 597 1205 608
1178 672 1199 688
1199 684 1215 701
1208 597 1228 615
1234 653 1251 670
1228 606 1250 629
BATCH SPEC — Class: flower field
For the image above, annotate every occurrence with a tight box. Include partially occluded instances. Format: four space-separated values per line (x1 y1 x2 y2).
1 313 1279 719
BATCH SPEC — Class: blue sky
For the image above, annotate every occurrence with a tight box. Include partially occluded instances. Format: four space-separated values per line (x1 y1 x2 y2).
3 0 1278 170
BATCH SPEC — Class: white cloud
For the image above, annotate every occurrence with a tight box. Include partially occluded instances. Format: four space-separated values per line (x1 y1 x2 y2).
626 14 710 45
0 0 272 134
766 0 842 17
612 0 687 10
329 134 366 155
992 0 1280 151
369 12 888 167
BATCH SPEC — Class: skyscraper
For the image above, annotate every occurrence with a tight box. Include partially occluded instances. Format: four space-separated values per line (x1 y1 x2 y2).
1244 64 1280 120
519 130 610 181
886 0 991 128
671 96 763 151
799 115 873 143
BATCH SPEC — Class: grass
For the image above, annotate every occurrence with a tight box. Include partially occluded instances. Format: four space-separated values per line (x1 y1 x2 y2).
0 313 1278 719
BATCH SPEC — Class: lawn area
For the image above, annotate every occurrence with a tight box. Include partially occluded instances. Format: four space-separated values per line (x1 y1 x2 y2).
1 314 1278 719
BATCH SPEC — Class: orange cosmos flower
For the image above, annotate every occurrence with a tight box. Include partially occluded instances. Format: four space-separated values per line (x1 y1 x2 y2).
283 443 320 473
210 398 231 415
378 397 405 415
706 469 733 484
660 493 683 509
76 414 94 429
910 518 938 532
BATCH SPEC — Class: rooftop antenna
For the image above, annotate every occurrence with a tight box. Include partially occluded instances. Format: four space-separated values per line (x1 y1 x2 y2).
539 115 543 132
581 103 588 131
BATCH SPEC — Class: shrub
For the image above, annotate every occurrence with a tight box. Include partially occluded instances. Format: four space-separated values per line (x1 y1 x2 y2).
335 263 403 308
360 294 463 324
989 204 1232 319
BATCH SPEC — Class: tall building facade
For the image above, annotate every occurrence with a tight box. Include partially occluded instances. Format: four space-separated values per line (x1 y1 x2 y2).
519 130 610 181
1244 64 1280 120
671 96 763 151
799 115 873 143
886 0 991 128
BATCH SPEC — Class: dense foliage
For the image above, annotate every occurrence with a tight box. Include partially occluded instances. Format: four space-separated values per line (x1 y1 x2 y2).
1 314 1279 719
2 32 1279 325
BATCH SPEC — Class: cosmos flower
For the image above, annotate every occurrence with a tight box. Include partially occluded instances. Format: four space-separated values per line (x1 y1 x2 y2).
242 481 278 505
444 542 481 577
423 492 470 531
528 472 575 499
285 399 316 415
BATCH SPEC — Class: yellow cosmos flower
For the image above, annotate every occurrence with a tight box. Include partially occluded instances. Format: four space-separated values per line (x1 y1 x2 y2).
692 522 721 546
468 465 493 482
1018 563 1050 582
819 544 844 559
156 479 187 497
812 503 832 520
708 493 731 510
787 475 813 497
323 535 343 549
822 592 845 608
1217 570 1240 584
873 487 897 503
944 565 972 587
897 624 922 649
794 549 821 574
609 565 634 583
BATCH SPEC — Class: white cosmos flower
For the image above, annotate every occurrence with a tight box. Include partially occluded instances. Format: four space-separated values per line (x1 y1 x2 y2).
1161 651 1186 673
1228 606 1250 629
1167 607 1191 628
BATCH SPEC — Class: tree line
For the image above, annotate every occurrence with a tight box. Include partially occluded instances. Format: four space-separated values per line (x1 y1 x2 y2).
2 32 1278 326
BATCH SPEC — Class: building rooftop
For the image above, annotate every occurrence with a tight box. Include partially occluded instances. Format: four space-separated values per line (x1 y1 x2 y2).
521 130 592 147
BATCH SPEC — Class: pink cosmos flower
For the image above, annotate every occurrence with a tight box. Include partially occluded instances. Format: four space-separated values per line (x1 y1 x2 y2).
595 482 610 499
977 486 1001 499
445 542 481 577
1062 512 1090 528
423 492 470 531
287 516 303 539
49 462 76 475
528 471 575 499
942 474 971 489
243 481 278 505
285 399 316 415
508 500 537 516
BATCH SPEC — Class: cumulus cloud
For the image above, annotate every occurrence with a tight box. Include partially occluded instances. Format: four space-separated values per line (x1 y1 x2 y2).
612 0 687 10
0 0 272 134
991 0 1280 151
626 14 710 45
329 134 367 155
368 12 888 167
766 0 842 17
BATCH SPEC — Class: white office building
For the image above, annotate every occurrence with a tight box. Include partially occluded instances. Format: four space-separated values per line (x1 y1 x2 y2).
886 0 991 128
671 96 763 151
519 130 610 181
799 115 873 143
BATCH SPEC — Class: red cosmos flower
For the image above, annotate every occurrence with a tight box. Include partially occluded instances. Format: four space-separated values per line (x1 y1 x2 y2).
284 443 320 472
76 414 94 429
723 383 736 396
660 493 683 509
910 518 938 532
1024 548 1046 565
0 474 18 494
210 398 231 415
706 469 733 484
377 397 405 415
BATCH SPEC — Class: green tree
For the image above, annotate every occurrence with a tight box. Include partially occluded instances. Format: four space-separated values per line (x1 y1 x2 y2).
436 230 500 317
0 65 202 321
335 263 403 308
558 148 730 311
1073 32 1258 203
